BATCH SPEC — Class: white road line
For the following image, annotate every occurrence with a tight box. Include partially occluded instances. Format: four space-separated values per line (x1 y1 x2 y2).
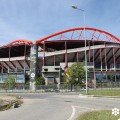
74 106 96 110
67 106 96 120
67 106 76 120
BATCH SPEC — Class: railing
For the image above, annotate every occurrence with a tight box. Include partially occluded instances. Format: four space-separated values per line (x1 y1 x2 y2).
96 82 120 88
0 82 120 93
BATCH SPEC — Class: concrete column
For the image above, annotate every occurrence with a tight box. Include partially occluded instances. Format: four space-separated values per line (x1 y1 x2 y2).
58 68 61 89
104 43 107 71
30 42 38 92
30 81 36 91
100 49 102 71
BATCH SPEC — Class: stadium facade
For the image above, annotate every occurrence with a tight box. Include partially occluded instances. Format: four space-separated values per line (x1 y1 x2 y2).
0 27 120 88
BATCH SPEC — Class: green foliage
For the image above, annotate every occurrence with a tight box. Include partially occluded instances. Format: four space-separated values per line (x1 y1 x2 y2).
76 110 120 120
4 76 16 89
81 89 120 96
35 76 45 85
64 62 85 86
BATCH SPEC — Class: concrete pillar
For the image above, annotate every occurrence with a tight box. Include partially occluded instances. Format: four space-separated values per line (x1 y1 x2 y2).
30 81 36 91
30 42 38 92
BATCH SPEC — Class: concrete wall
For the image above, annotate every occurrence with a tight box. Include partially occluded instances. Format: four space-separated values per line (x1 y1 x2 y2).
42 66 61 85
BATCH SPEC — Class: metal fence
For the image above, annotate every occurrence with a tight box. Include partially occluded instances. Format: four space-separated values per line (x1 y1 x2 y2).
0 82 120 93
96 82 120 88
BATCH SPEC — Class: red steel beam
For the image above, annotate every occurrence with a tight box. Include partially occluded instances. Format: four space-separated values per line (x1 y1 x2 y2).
4 61 12 70
115 54 120 63
90 49 98 61
113 47 116 70
100 48 112 63
73 52 77 62
1 40 32 49
94 48 104 61
36 27 120 44
0 63 8 71
107 48 119 63
17 61 24 69
0 64 2 72
25 60 30 68
71 31 74 40
10 61 16 68
77 30 83 40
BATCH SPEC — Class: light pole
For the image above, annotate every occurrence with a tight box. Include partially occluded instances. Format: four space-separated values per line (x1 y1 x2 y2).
72 5 88 94
92 40 96 90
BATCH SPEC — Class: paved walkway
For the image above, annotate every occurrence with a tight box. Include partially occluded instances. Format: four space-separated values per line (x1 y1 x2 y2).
0 93 120 120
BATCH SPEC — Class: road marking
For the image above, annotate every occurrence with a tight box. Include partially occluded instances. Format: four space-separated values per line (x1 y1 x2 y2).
67 105 96 120
67 106 76 120
74 106 96 110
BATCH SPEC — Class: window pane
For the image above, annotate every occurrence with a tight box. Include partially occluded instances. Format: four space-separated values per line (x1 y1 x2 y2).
2 75 8 81
0 75 3 83
16 74 25 83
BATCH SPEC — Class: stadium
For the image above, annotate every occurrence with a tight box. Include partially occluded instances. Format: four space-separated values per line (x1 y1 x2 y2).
0 27 120 88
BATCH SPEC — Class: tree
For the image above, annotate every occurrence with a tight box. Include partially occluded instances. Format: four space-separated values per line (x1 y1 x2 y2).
64 62 86 91
35 76 45 86
4 76 16 89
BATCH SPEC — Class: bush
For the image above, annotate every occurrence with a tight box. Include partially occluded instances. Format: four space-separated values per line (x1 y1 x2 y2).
35 77 45 86
4 76 16 89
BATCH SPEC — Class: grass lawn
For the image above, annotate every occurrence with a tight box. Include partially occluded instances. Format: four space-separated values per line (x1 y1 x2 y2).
81 89 120 96
76 110 120 120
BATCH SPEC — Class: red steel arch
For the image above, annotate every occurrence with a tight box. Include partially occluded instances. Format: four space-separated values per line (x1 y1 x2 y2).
0 39 33 48
36 27 120 44
8 39 33 46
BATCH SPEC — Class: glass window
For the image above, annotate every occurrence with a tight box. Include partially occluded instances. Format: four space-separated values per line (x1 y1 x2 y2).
2 75 8 81
16 74 25 83
116 74 120 82
0 75 3 83
96 74 103 82
107 74 111 81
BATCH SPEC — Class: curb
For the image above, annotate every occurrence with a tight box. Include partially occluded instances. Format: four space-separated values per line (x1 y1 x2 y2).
78 94 120 98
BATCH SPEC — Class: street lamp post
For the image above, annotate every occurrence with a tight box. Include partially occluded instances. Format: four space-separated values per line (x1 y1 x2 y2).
92 40 96 90
72 5 88 94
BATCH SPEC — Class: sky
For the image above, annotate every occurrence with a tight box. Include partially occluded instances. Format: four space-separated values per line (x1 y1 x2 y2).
0 0 120 45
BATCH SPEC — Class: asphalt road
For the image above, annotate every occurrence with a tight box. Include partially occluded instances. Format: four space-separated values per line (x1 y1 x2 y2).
0 93 120 120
